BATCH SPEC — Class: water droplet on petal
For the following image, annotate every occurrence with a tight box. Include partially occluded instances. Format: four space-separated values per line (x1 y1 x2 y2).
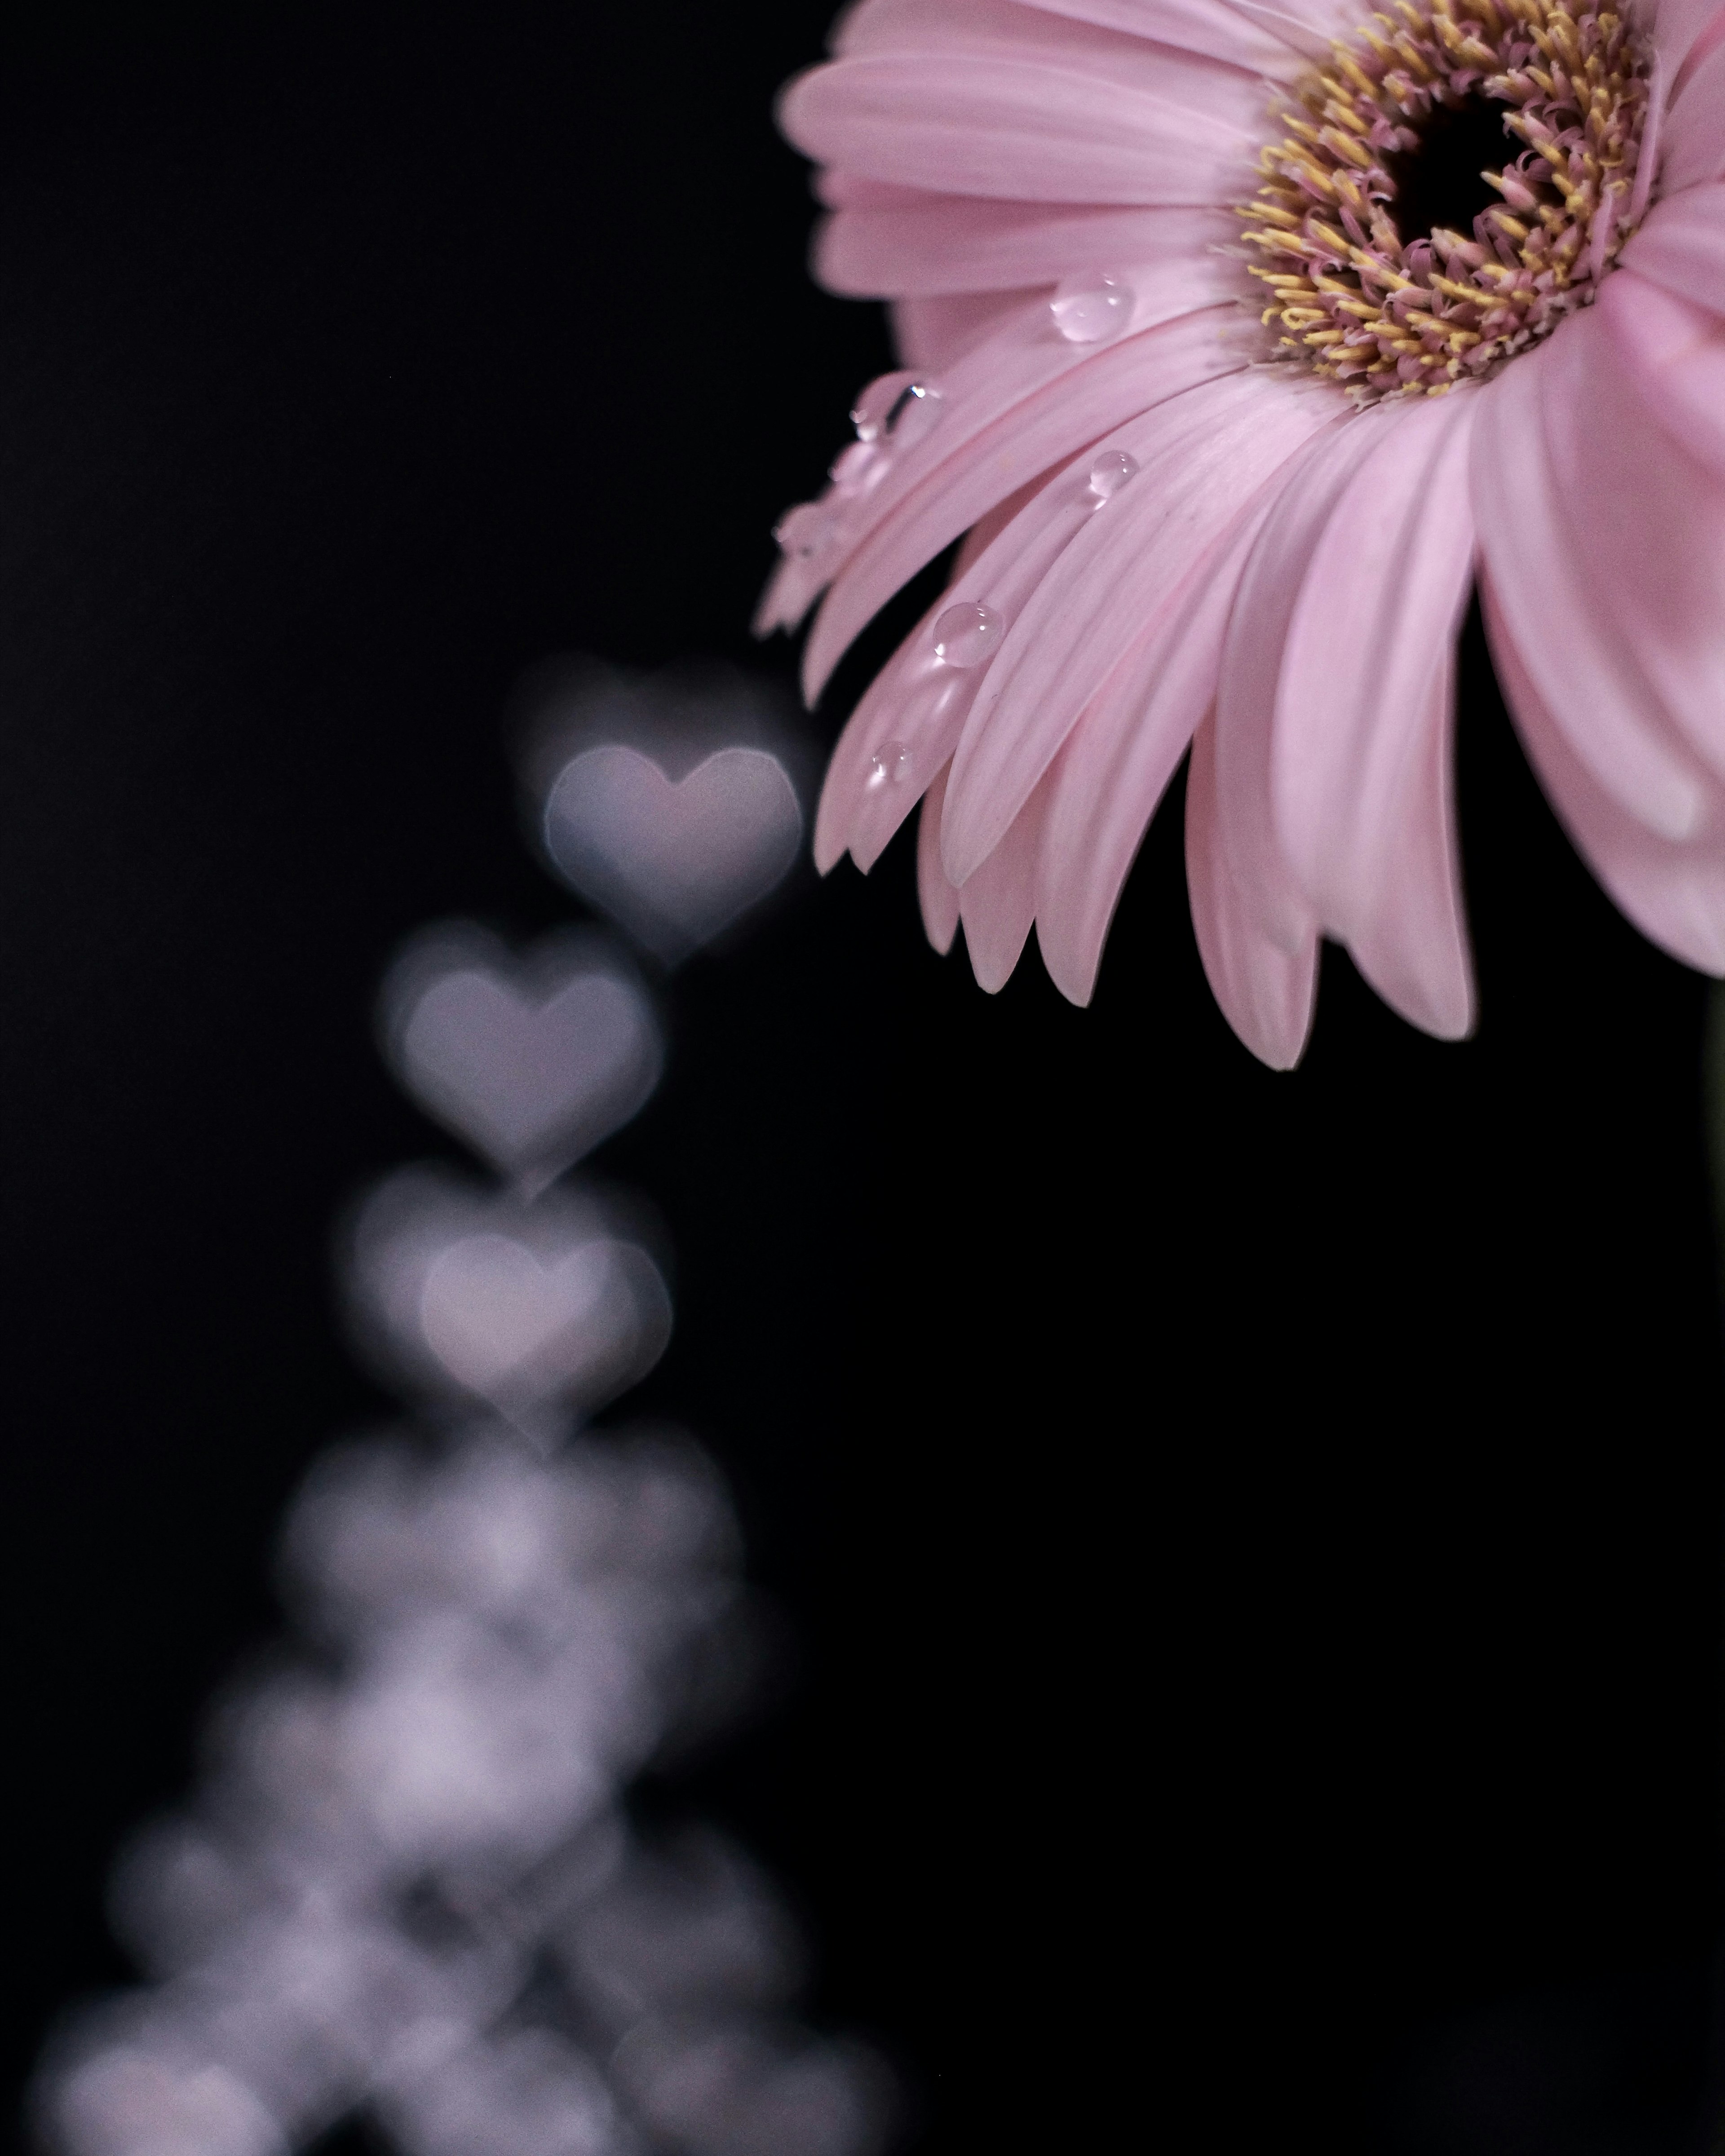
867 741 916 790
1087 449 1139 500
851 371 917 442
773 502 835 563
1050 273 1134 344
932 601 1006 669
888 381 944 447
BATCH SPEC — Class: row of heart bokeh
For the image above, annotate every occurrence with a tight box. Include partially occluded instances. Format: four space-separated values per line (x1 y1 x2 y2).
355 658 809 1427
34 662 897 2156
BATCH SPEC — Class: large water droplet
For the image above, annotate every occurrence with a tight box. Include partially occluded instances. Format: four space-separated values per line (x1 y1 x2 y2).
851 370 917 442
867 741 915 790
1050 273 1134 344
932 601 1005 669
889 381 944 447
773 502 835 563
1088 449 1139 501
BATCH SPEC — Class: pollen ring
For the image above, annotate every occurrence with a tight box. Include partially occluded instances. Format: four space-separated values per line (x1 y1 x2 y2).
1238 0 1651 399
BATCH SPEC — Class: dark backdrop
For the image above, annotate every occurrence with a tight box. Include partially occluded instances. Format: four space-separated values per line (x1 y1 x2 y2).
0 4 1720 2152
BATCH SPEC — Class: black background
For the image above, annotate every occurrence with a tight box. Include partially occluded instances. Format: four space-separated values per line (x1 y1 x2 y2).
0 4 1720 2152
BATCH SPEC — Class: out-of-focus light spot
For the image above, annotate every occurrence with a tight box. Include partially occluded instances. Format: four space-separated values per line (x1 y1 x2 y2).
418 1234 614 1401
558 1829 803 2024
542 744 802 962
381 925 662 1197
54 2051 285 2156
614 2018 893 2156
35 649 888 2156
36 1434 892 2156
343 1168 672 1427
373 2028 620 2156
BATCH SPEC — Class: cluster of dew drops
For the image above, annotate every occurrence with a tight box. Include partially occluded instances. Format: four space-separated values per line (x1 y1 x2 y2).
778 270 1151 804
774 268 1145 578
771 373 947 570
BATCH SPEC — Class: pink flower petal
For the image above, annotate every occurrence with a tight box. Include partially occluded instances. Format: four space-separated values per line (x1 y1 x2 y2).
779 50 1261 207
814 171 929 209
1654 0 1725 81
805 298 1244 697
1271 392 1477 1039
1359 655 1476 1036
1011 0 1314 70
1218 0 1359 60
957 764 1056 990
1672 0 1725 90
1603 259 1725 484
831 0 1275 115
812 597 972 876
943 369 1338 887
1185 709 1318 1069
754 545 827 642
1622 186 1725 318
1550 286 1725 786
1660 31 1725 191
890 290 1045 370
1471 326 1712 842
818 196 1235 298
916 763 963 954
814 457 1101 875
806 470 1056 872
952 468 1061 575
1214 410 1402 962
1485 578 1725 972
760 277 1230 647
1033 453 1308 1006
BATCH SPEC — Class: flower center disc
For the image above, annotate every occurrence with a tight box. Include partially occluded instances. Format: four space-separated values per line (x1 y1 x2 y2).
1239 0 1650 399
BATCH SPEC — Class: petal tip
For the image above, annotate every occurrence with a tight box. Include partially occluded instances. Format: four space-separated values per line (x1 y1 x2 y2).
1042 945 1097 1008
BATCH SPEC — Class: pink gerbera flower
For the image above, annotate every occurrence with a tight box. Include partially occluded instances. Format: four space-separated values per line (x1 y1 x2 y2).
759 0 1725 1066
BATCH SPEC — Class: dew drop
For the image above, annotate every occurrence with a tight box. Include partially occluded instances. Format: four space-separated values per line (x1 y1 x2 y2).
867 741 916 790
888 380 944 446
1087 449 1139 501
932 601 1005 669
1050 272 1134 344
851 370 917 442
773 502 835 563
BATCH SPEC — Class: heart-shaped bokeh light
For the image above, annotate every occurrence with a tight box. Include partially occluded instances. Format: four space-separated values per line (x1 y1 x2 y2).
345 1169 671 1426
543 746 802 962
418 1236 612 1402
381 925 662 1196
